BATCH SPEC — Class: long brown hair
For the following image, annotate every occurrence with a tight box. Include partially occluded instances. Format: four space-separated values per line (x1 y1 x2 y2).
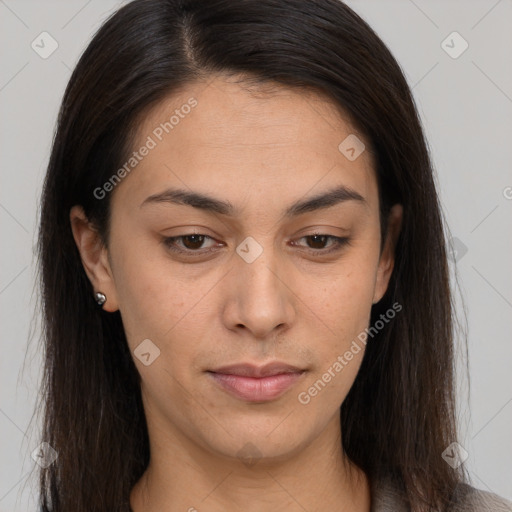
36 0 466 510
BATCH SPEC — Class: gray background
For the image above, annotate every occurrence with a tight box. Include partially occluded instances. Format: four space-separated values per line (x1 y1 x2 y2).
0 0 511 510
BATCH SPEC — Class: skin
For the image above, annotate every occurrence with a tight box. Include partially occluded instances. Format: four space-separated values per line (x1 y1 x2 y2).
71 74 402 512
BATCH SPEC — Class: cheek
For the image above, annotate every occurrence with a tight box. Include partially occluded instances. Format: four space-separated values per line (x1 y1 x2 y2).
295 245 379 387
305 254 379 333
109 237 204 351
294 266 376 411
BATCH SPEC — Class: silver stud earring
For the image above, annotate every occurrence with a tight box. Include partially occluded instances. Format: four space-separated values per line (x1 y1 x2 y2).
95 292 107 306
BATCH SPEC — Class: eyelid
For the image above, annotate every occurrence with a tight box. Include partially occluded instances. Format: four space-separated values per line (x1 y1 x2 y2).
162 232 349 257
292 234 349 254
162 234 219 254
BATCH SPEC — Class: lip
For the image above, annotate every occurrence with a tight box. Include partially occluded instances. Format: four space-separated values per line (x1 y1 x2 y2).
210 362 304 378
207 362 305 402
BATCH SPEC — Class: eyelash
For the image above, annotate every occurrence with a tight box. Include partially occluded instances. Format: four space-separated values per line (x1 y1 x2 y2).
162 233 350 257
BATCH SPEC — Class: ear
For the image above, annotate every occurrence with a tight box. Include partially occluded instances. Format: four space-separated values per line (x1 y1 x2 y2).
69 205 119 312
372 204 403 304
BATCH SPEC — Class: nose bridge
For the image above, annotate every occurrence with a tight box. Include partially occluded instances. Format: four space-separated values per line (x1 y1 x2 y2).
227 234 295 336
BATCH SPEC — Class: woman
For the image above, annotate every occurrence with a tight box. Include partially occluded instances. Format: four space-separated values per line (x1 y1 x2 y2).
36 0 512 510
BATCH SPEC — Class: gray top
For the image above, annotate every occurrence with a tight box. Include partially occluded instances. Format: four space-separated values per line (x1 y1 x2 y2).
371 477 512 511
41 478 512 511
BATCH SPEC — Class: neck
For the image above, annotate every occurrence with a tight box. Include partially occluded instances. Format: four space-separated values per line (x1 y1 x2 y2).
130 414 371 512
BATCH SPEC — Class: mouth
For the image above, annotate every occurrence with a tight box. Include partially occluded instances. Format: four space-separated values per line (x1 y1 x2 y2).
206 362 306 402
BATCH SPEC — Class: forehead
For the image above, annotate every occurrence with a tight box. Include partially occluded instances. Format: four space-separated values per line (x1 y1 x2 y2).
111 74 378 216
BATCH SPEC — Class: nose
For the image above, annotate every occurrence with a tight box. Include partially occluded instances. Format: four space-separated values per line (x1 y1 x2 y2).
222 239 296 339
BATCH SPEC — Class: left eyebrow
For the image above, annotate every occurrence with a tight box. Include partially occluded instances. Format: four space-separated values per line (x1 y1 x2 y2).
284 185 365 217
139 184 365 217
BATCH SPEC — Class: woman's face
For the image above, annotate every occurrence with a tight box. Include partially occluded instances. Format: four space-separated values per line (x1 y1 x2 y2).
73 74 401 464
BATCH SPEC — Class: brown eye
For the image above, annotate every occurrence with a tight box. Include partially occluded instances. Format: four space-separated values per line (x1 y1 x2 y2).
293 234 349 254
305 234 330 249
163 234 217 254
181 234 207 250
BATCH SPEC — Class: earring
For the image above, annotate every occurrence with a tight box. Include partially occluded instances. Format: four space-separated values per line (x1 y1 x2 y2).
95 292 107 306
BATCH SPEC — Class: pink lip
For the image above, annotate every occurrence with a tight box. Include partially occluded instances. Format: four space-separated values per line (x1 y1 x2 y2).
207 362 305 402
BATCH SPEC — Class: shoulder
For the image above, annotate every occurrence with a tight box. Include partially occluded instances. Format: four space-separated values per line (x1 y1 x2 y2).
370 476 512 512
449 483 512 511
370 476 409 511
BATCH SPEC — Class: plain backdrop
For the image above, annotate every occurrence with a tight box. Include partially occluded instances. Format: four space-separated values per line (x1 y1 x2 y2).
0 1 511 510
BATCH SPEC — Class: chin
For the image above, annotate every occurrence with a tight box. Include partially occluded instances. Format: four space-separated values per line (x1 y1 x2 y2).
197 421 310 466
